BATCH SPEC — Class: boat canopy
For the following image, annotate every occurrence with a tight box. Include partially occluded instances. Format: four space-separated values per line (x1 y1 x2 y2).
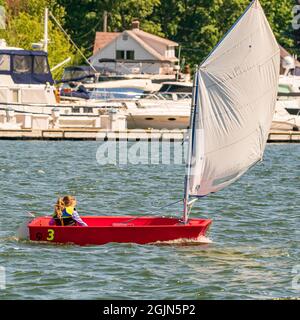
60 65 132 83
61 65 101 83
0 49 53 85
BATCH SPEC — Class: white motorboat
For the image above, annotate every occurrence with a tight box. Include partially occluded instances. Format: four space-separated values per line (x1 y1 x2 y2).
273 98 300 131
0 39 57 107
123 94 191 129
269 52 300 130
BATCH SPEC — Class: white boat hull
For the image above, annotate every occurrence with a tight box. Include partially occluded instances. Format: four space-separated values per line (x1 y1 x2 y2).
127 115 189 129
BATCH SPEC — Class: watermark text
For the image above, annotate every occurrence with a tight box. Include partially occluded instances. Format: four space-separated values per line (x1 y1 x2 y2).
292 265 300 290
292 5 300 30
0 266 6 290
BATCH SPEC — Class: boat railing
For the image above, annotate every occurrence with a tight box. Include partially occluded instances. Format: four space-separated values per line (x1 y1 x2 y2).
277 92 300 100
60 89 192 102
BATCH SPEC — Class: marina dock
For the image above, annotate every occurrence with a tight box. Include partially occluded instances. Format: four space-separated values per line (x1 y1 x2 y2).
0 128 299 142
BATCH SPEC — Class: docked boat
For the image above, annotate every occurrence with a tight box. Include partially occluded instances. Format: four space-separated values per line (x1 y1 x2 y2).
124 95 190 130
272 75 300 131
272 100 300 131
59 79 193 130
0 39 128 129
0 39 57 107
26 0 279 246
59 71 159 101
0 39 191 130
157 81 192 94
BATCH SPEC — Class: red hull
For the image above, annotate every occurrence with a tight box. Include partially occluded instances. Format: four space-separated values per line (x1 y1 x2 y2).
28 216 212 246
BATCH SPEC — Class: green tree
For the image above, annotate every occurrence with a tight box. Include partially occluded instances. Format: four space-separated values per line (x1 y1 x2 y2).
261 0 295 49
2 0 295 75
56 0 102 53
110 0 161 33
0 0 78 79
153 0 295 68
58 0 162 54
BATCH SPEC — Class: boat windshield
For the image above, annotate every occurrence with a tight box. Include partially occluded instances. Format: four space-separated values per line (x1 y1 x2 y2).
33 56 50 74
143 92 192 100
89 87 144 100
62 69 93 82
0 49 53 84
13 55 32 73
158 83 192 93
0 54 10 71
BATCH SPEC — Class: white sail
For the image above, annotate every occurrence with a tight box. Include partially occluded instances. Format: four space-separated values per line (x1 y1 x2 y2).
187 0 280 197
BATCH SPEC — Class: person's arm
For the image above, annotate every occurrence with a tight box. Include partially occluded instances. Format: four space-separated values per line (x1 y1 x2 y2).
73 210 88 226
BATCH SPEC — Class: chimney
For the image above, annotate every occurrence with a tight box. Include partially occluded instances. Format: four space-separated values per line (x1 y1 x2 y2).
131 20 140 30
103 11 108 32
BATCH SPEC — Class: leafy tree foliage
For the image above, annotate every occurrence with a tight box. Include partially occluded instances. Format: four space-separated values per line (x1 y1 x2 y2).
0 0 297 77
0 0 78 78
151 0 295 66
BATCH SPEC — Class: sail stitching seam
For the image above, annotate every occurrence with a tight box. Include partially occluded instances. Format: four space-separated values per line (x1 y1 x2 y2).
198 82 277 125
196 84 277 156
201 50 280 90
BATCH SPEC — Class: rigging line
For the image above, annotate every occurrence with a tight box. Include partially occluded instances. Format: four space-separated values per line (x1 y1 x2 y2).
49 11 97 73
113 199 183 225
145 199 183 216
72 20 102 41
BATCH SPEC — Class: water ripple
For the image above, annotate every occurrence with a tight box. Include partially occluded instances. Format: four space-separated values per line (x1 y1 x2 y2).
0 142 299 299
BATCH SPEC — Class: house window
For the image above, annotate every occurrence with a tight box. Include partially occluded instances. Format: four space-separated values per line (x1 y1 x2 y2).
126 50 135 60
116 50 135 60
122 34 128 41
116 50 125 59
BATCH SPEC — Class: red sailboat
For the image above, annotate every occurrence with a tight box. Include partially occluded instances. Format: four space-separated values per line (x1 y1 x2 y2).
26 0 279 246
28 216 212 245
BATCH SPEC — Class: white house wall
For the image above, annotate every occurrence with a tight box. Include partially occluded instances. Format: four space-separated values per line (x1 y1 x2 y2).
92 61 161 74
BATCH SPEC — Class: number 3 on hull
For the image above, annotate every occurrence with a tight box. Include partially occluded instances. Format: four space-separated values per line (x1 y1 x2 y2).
46 229 54 241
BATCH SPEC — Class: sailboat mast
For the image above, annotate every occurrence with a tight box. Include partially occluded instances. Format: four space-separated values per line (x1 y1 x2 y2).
183 70 198 223
43 8 49 52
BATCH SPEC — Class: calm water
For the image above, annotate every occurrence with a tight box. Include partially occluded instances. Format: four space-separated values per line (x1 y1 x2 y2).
0 141 299 300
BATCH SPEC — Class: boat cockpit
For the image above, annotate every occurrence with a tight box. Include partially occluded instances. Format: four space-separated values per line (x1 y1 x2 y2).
0 49 56 105
0 49 53 85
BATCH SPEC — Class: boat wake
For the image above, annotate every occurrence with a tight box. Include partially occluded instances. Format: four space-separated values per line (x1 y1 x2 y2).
153 235 212 246
16 220 31 240
0 235 19 243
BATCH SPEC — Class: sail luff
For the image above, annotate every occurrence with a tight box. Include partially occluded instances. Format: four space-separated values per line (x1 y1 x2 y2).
183 71 199 223
200 0 255 68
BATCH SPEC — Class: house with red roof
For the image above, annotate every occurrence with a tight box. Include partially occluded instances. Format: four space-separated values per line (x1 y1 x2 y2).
89 20 179 75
